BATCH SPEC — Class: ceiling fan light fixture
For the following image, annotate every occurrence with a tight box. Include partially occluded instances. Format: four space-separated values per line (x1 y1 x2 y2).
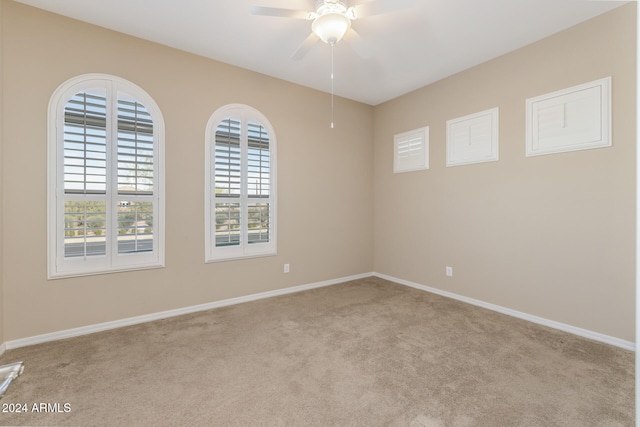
311 2 352 45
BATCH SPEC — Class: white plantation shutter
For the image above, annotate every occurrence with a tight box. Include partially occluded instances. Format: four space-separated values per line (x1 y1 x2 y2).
446 107 499 167
246 121 271 245
394 127 429 173
116 95 155 255
49 74 165 278
214 118 242 197
62 91 109 258
205 105 277 262
214 118 242 247
63 91 108 195
526 77 611 156
117 97 154 194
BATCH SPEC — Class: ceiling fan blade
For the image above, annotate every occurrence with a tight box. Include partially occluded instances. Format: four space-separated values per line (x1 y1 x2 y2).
350 0 415 18
344 28 373 59
251 6 311 19
291 33 319 60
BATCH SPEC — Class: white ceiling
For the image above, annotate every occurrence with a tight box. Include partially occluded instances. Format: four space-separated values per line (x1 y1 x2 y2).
14 0 628 105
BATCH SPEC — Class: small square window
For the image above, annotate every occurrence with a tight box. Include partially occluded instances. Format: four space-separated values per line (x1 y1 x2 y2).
446 107 499 167
394 126 429 174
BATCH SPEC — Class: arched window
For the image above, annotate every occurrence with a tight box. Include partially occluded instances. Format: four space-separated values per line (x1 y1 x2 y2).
48 74 165 278
205 104 277 262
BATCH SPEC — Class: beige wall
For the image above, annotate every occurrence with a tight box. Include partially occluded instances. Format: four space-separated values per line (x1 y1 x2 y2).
0 1 635 345
0 0 5 349
0 1 373 341
373 4 636 341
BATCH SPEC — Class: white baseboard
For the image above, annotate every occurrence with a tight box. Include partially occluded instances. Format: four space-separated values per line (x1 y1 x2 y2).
374 272 635 352
5 271 633 352
5 272 373 350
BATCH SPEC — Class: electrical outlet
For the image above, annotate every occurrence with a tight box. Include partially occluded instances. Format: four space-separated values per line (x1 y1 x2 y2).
446 266 453 277
284 263 290 273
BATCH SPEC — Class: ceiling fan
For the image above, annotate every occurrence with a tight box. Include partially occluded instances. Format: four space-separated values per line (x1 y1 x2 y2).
251 0 415 60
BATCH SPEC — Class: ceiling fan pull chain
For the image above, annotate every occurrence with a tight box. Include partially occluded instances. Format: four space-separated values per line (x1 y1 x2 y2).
331 42 335 129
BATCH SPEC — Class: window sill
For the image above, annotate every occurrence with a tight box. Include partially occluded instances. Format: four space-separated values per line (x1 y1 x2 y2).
48 262 165 280
205 250 277 264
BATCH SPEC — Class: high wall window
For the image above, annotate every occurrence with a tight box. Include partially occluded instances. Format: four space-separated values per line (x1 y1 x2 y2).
48 74 164 278
205 104 277 262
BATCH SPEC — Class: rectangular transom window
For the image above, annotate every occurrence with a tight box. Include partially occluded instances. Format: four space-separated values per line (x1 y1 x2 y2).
525 77 611 157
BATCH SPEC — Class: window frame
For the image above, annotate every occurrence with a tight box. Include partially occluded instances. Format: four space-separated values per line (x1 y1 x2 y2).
205 104 277 262
393 126 429 173
48 74 165 279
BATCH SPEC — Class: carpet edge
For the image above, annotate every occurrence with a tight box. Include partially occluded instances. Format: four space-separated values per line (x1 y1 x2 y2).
3 272 374 351
373 272 635 351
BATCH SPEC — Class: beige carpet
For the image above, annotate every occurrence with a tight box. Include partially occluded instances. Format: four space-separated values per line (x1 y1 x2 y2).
0 277 634 426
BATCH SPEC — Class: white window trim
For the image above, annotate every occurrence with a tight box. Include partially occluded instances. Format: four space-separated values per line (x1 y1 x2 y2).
48 74 165 279
205 104 277 263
